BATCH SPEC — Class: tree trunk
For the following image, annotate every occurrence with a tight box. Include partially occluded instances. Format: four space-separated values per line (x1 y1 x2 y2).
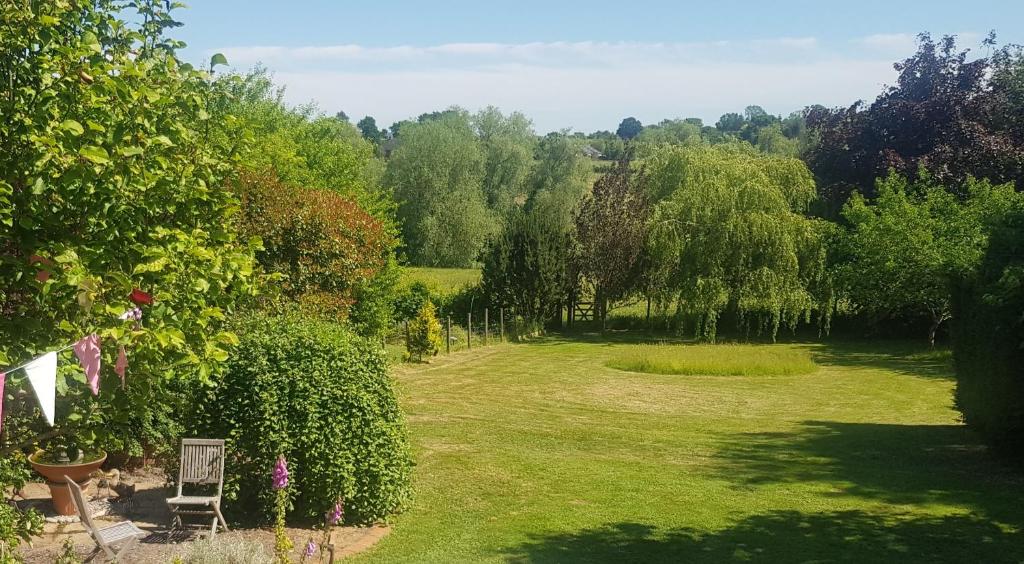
645 296 652 330
928 312 950 348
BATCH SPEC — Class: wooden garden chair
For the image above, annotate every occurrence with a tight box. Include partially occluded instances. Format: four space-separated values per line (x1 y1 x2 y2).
65 474 146 562
166 438 229 537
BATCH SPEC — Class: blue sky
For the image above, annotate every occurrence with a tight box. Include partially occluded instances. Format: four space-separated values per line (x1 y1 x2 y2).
174 1 1024 132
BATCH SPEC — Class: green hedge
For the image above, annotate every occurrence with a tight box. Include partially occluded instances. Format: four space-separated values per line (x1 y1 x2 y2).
952 203 1024 459
197 314 413 523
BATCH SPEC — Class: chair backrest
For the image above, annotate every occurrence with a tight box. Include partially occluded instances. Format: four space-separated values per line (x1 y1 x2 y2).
177 438 226 496
64 475 98 536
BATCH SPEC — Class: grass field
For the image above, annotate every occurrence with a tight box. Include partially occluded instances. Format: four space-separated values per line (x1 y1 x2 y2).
353 335 1024 563
401 267 481 295
606 343 818 376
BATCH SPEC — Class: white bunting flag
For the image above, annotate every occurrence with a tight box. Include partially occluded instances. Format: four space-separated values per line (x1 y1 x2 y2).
24 352 57 426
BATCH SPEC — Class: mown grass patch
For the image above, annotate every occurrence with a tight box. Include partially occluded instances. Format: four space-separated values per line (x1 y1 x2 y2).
606 343 818 376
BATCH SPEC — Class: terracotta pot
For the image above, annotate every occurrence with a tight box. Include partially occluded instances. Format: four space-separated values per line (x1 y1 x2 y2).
29 450 107 516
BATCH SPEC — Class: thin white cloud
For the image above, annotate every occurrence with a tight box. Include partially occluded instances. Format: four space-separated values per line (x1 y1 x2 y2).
215 38 823 69
853 31 983 53
210 37 904 132
271 60 896 133
855 33 919 52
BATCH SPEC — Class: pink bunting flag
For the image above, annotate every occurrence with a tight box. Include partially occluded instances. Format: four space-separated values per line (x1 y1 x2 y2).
73 334 102 395
0 372 5 435
115 345 128 388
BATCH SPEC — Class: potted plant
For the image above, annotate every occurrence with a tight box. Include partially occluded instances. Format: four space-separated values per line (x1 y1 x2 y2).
28 440 107 516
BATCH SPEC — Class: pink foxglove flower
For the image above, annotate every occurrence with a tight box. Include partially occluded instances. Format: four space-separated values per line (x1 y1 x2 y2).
304 540 317 557
272 455 289 489
327 499 344 525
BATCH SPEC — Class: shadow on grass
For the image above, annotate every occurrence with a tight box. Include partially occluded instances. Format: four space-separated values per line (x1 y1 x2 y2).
807 340 954 379
500 511 1024 563
714 421 1024 525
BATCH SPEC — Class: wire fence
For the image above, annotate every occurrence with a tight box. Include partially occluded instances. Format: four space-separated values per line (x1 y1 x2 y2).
386 307 524 362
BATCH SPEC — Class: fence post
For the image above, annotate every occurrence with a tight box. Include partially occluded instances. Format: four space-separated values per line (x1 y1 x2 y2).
484 308 489 346
467 312 472 350
446 316 451 355
404 320 409 351
500 308 505 342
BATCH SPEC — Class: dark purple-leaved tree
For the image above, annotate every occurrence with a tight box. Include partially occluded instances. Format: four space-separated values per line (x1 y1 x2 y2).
805 33 1024 216
573 160 651 326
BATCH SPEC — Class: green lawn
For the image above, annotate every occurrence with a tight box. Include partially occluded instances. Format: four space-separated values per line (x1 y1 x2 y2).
606 343 817 376
354 336 1024 563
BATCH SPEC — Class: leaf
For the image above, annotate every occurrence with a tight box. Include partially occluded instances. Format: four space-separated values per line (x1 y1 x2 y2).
209 53 229 68
119 146 144 157
60 120 84 136
80 145 110 165
81 31 101 53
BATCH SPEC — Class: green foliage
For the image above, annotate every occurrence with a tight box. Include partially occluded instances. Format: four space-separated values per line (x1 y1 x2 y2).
616 117 643 140
805 33 1024 215
645 144 828 341
481 212 570 326
525 135 591 231
952 199 1024 458
236 170 397 331
606 343 818 376
211 69 390 219
195 314 413 524
407 301 443 361
837 172 1021 345
573 161 651 321
385 110 493 266
393 282 431 321
474 107 537 214
54 538 81 564
0 0 258 480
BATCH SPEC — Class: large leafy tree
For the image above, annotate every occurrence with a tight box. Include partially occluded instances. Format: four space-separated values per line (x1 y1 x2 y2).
357 115 384 146
616 117 643 140
0 0 259 506
836 172 1020 345
385 110 493 266
573 161 651 323
525 134 592 231
473 107 536 213
481 212 571 327
646 144 828 340
212 69 389 219
806 33 1024 215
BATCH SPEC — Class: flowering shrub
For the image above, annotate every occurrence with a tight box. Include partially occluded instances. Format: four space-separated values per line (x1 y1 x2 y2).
195 314 413 524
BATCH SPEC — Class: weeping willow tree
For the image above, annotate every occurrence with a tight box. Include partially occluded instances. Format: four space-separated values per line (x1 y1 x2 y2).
646 144 830 341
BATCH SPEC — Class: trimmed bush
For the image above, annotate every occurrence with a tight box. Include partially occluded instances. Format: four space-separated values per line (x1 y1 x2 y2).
952 202 1024 458
196 314 413 523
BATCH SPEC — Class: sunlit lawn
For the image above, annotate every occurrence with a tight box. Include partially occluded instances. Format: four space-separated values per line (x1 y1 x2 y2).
606 343 817 376
354 335 1024 563
401 267 481 295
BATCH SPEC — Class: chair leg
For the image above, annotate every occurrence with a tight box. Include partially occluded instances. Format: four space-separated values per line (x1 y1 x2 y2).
209 515 219 539
212 501 229 532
